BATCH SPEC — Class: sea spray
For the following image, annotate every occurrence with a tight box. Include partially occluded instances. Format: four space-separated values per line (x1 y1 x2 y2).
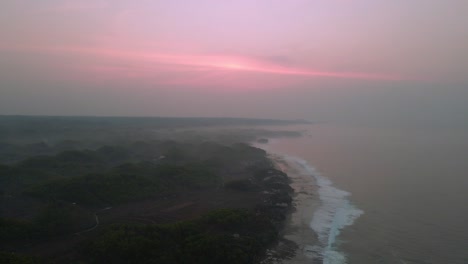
287 157 363 264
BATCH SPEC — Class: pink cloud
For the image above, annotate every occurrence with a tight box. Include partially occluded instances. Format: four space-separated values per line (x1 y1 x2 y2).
39 45 406 80
0 43 411 89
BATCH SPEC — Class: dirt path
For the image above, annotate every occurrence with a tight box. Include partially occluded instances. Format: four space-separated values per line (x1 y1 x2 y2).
75 207 112 235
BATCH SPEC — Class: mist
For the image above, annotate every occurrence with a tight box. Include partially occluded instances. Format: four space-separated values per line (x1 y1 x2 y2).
2 2 468 263
1 1 468 125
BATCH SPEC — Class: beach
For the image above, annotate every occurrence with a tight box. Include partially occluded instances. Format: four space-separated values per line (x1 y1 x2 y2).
272 155 321 263
255 140 322 264
258 123 468 263
257 138 364 264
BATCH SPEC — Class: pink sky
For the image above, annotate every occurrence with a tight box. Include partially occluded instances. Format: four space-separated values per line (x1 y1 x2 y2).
1 0 467 118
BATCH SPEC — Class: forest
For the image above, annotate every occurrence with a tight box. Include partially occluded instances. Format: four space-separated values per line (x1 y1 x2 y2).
0 116 300 263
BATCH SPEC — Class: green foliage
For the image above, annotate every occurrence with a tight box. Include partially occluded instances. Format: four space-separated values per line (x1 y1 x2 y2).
1 140 268 198
18 150 106 177
33 202 76 236
27 172 156 205
151 163 218 188
0 164 56 192
0 139 281 263
0 202 95 243
0 218 35 242
0 251 41 264
84 209 277 264
201 208 250 228
225 179 256 191
26 163 217 206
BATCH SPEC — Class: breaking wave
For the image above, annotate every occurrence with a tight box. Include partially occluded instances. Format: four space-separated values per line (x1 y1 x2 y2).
286 156 363 264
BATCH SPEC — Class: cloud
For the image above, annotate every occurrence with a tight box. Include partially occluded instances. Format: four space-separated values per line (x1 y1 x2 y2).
262 55 295 66
0 43 409 91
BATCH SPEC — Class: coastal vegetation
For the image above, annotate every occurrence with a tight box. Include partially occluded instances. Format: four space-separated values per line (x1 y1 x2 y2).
83 209 277 264
0 116 298 263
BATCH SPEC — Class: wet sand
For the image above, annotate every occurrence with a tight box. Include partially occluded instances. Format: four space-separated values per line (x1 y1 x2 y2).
270 155 320 263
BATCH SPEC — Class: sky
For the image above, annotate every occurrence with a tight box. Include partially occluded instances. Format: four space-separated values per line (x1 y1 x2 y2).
1 0 467 123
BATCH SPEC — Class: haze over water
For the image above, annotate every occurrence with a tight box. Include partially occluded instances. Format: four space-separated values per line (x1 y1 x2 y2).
267 122 468 263
1 2 468 262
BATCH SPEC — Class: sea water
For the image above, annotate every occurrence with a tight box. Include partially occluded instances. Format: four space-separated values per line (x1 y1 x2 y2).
264 123 468 264
287 156 363 263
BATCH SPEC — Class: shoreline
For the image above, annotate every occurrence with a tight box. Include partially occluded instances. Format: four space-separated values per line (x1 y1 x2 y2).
257 140 364 264
261 153 321 264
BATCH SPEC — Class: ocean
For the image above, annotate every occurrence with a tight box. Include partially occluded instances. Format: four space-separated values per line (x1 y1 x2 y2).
263 123 468 264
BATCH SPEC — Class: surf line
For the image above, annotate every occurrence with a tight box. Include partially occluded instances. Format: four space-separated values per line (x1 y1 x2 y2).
287 156 363 264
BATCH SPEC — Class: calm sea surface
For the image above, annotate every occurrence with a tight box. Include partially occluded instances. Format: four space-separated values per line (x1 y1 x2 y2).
266 123 468 264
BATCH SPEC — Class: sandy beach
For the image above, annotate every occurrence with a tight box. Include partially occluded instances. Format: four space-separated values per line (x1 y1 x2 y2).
267 154 321 264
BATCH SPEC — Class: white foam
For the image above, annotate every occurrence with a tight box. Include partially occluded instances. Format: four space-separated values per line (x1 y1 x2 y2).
285 156 363 264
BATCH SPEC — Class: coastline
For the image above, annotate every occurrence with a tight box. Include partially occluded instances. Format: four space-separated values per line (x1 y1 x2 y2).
276 156 321 263
256 138 364 264
260 151 321 264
